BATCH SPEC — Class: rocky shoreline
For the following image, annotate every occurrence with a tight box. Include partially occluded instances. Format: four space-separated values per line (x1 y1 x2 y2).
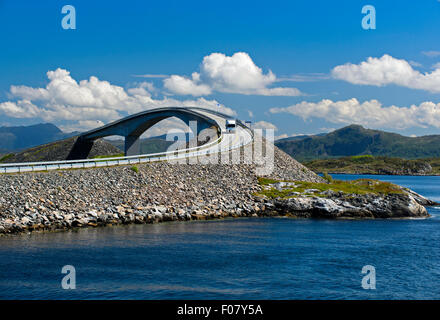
0 144 437 235
265 186 434 219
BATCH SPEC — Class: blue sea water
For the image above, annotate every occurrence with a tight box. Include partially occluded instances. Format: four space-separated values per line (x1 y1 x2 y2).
0 174 439 300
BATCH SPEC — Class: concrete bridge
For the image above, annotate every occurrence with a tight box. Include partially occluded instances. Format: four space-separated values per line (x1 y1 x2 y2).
68 107 232 159
0 107 253 173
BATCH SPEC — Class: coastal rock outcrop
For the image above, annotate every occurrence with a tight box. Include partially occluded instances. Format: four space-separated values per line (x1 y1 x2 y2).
270 192 428 219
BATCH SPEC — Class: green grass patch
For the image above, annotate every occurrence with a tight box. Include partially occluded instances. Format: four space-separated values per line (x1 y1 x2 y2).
350 154 374 160
257 177 281 186
256 177 403 199
303 155 438 175
0 153 14 163
130 165 139 173
322 171 333 183
93 153 124 159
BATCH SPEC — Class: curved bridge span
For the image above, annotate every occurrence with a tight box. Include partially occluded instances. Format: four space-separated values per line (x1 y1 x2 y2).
71 107 229 159
0 107 253 174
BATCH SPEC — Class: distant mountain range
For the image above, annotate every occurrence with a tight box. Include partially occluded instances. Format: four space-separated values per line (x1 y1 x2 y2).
0 123 78 154
0 123 180 156
276 133 326 143
3 123 440 163
275 125 440 162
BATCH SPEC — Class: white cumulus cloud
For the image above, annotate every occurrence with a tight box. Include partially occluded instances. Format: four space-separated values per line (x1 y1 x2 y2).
164 73 212 96
0 68 236 132
60 120 106 133
0 100 41 118
252 120 289 139
331 54 440 93
422 51 440 58
270 98 440 130
252 120 278 130
164 52 302 96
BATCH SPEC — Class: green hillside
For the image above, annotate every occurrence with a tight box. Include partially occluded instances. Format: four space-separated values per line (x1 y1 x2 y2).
304 155 440 175
275 125 440 162
107 137 174 154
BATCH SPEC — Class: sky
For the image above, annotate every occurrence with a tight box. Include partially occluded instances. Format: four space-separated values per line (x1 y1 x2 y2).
1 0 440 138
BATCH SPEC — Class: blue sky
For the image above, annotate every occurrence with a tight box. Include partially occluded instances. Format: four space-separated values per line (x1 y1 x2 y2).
1 0 440 137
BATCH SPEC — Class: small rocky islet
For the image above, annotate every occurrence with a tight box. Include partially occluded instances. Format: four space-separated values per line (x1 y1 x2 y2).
0 142 437 235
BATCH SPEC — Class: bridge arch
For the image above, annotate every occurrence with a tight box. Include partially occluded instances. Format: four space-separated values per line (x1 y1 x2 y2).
67 107 222 159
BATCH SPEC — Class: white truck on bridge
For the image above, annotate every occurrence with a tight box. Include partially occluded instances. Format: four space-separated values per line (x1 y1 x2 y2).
225 119 236 133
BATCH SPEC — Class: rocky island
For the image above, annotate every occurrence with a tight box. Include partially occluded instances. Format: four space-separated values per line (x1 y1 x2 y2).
0 142 437 235
303 155 440 176
257 177 435 219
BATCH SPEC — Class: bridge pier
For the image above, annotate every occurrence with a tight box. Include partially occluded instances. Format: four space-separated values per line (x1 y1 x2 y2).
67 137 94 160
125 135 141 156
